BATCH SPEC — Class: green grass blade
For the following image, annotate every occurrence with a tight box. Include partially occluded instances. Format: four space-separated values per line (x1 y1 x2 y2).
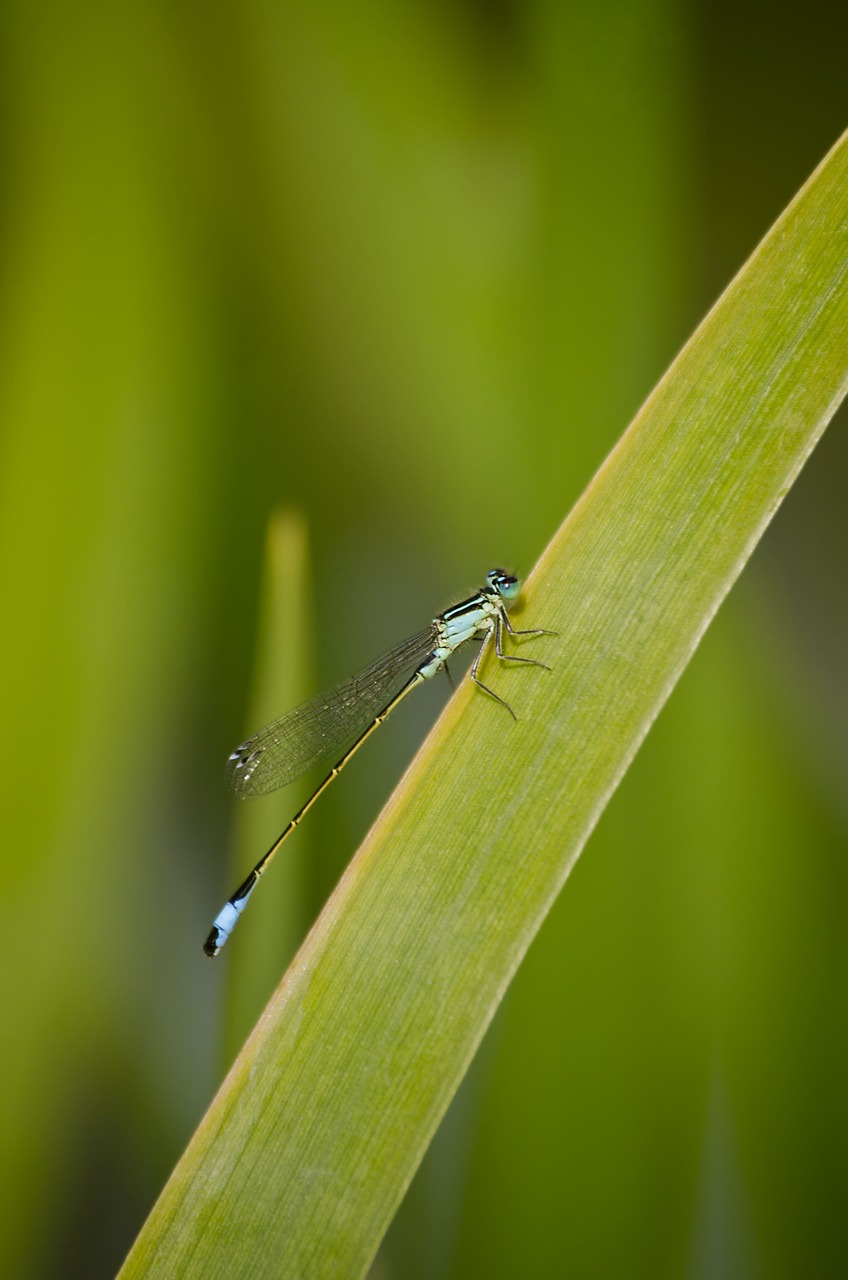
119 131 848 1280
220 509 314 1066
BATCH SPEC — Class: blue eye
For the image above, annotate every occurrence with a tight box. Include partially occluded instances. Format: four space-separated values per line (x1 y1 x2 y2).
487 569 520 600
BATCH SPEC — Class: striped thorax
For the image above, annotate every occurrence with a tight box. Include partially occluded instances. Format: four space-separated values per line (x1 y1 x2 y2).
420 569 521 679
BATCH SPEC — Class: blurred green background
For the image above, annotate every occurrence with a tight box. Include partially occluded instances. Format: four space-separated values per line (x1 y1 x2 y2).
1 2 845 1277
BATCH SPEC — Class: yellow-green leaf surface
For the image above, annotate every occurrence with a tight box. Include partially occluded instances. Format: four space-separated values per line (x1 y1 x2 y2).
120 132 848 1279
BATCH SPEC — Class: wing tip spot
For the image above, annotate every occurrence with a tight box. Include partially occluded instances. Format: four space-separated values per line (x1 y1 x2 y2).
228 745 265 784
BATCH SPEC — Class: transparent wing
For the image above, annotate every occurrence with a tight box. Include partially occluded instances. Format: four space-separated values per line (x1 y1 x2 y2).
226 625 438 797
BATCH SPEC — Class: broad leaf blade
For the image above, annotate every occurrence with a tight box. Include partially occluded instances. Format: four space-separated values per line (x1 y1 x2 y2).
120 131 848 1280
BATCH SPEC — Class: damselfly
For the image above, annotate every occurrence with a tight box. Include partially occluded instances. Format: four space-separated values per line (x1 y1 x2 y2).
204 569 553 957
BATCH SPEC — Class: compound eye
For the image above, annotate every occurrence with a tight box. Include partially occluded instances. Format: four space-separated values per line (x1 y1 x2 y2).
486 568 520 599
501 579 520 600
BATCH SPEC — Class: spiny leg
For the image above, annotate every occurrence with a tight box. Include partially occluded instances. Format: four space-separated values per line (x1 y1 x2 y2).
471 627 516 719
502 611 558 640
494 613 550 669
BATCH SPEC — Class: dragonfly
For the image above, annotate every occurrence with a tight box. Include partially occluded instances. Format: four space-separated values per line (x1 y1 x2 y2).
204 568 554 957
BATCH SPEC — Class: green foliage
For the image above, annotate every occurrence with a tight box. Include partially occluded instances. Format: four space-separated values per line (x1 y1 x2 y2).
2 6 847 1279
119 134 848 1280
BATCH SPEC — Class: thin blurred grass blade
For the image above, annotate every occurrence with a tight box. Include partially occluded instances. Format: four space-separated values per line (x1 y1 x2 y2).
120 131 848 1280
220 510 313 1065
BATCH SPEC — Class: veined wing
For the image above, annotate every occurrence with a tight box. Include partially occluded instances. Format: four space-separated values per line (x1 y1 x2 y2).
226 625 438 797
